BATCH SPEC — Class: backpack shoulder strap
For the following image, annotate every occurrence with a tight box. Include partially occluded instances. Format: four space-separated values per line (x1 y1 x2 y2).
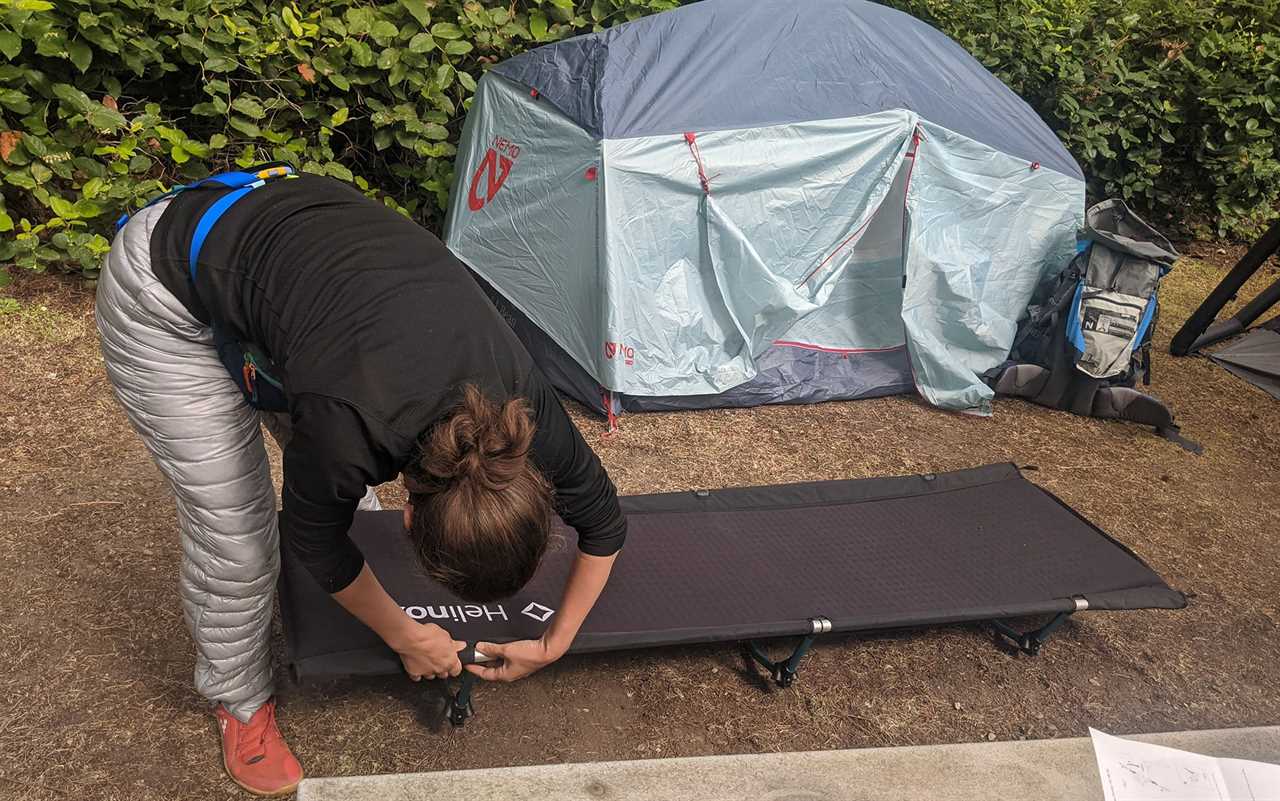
114 165 295 235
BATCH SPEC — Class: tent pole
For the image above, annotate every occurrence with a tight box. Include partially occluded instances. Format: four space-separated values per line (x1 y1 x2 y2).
1171 220 1280 355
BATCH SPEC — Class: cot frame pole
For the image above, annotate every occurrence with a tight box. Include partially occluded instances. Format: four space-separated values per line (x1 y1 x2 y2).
990 611 1074 656
745 616 832 688
446 670 478 727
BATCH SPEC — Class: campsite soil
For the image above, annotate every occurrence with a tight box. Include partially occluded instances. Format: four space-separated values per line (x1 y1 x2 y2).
1 244 1278 800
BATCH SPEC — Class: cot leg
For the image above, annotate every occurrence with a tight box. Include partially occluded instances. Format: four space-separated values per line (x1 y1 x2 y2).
991 612 1073 656
746 635 817 688
446 671 478 727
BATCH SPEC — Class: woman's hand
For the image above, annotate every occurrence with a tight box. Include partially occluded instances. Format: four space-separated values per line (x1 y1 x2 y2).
465 637 565 683
391 623 465 681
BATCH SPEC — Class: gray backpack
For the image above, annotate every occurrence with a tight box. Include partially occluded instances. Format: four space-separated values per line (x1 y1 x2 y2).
986 199 1199 452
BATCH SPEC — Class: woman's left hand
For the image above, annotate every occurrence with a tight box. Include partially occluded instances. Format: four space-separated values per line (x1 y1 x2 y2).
464 637 565 682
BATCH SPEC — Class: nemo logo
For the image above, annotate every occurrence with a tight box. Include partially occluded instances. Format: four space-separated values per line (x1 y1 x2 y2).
468 136 521 212
604 341 635 366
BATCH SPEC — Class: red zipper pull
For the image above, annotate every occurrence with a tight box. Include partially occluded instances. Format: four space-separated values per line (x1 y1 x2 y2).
243 356 258 404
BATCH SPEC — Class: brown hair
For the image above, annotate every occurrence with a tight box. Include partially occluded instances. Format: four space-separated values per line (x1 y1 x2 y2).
404 385 553 603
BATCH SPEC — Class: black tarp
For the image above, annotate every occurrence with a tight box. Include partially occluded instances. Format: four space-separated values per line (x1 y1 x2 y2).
280 463 1184 680
1210 323 1280 401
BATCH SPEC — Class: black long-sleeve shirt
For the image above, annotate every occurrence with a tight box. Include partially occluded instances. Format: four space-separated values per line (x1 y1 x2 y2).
148 173 626 592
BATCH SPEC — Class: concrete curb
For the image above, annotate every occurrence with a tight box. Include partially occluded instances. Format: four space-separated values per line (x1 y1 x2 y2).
297 725 1280 801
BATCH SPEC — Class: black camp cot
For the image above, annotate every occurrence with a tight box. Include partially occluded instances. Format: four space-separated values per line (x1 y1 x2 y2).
278 463 1184 725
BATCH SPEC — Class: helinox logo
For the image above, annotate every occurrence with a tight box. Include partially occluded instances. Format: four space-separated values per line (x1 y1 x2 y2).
401 604 509 623
521 602 555 622
399 602 558 625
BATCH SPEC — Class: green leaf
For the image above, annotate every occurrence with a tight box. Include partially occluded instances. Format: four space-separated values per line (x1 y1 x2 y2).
22 133 47 158
12 0 54 10
324 161 354 182
67 39 93 73
209 133 228 149
170 144 190 164
0 88 30 115
228 116 261 138
549 0 575 9
204 55 238 72
431 22 464 40
398 0 432 28
74 199 103 218
409 32 436 53
344 7 374 35
458 71 477 92
444 40 473 56
590 0 609 22
0 211 12 233
423 123 449 140
370 19 400 46
52 84 93 112
328 73 351 91
86 105 126 132
530 11 549 41
282 6 305 38
81 177 105 199
330 107 350 126
191 99 228 116
349 40 375 66
48 194 75 218
0 31 22 61
231 96 266 120
5 171 37 190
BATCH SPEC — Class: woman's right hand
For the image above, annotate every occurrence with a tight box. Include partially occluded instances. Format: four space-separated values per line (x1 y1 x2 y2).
392 623 465 681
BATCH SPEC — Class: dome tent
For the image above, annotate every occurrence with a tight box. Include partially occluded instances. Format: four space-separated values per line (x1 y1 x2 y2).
443 0 1084 416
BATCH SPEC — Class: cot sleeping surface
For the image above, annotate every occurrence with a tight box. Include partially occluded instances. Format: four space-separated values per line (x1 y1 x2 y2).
279 462 1184 684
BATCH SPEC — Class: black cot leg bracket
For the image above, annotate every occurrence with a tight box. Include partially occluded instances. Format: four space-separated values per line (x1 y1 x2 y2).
991 609 1077 656
445 670 478 727
746 617 831 688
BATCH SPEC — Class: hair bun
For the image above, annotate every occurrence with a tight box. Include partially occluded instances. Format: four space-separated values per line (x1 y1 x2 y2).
417 385 536 492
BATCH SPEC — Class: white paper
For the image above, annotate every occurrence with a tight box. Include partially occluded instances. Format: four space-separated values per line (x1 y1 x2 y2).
1091 728 1280 801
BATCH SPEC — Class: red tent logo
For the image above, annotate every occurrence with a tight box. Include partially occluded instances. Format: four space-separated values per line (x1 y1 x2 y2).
468 137 520 212
604 341 635 366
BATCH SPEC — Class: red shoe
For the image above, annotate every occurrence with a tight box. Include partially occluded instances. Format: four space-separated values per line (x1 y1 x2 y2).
214 699 303 796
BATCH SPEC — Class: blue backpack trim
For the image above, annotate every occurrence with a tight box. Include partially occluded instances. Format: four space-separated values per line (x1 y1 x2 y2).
1065 280 1087 355
1132 296 1158 352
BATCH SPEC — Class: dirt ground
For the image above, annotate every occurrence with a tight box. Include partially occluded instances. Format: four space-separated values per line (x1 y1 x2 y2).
1 244 1278 800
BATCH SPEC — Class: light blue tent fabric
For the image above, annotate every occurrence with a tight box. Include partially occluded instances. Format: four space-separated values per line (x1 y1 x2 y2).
445 0 1085 415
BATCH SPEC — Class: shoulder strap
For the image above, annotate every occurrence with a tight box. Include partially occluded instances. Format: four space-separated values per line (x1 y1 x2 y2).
187 185 256 281
115 164 295 235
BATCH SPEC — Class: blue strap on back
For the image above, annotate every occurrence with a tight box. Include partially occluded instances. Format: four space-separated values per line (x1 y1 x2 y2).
187 185 256 281
114 165 295 281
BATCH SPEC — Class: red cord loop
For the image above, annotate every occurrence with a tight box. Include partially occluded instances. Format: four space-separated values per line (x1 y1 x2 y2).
684 132 712 195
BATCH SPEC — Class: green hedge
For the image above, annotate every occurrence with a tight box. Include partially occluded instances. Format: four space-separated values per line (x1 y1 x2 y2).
0 0 1277 282
897 0 1280 239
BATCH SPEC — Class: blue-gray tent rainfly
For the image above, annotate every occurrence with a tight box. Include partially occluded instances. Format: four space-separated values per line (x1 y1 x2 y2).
444 0 1085 415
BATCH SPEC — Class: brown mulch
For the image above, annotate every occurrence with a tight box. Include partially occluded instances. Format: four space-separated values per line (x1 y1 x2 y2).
0 245 1277 800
